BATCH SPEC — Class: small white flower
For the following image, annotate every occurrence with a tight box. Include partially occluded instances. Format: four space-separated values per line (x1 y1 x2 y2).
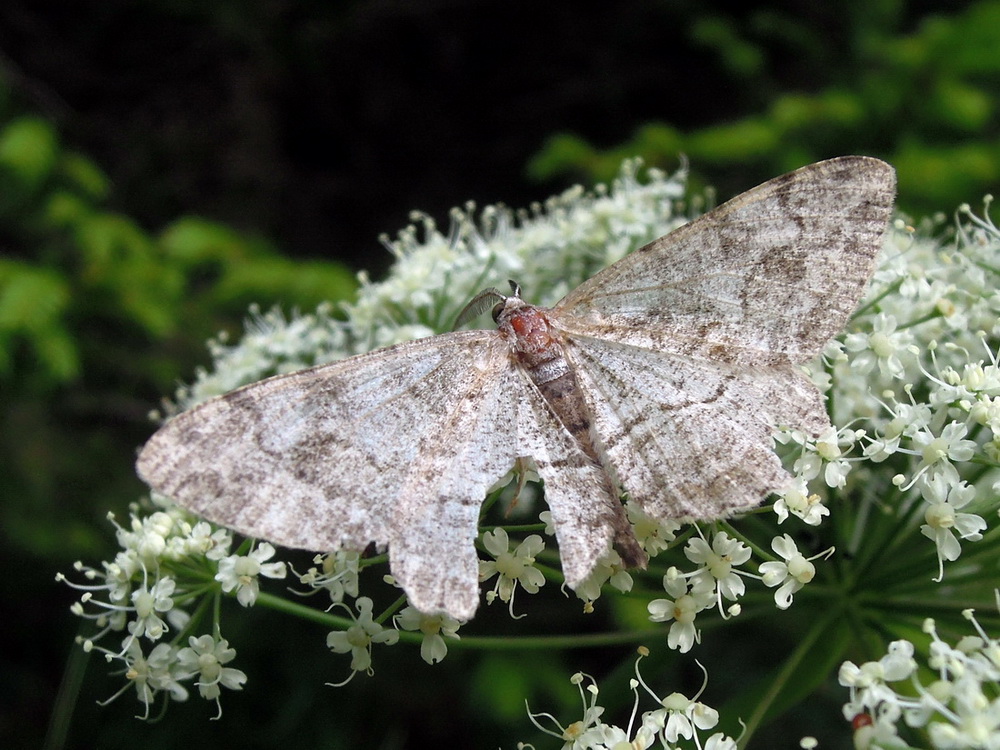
571 548 633 610
94 638 189 718
146 642 190 703
297 550 361 604
326 597 399 681
127 575 176 642
626 500 680 556
647 571 715 652
684 531 751 605
215 542 287 607
105 551 140 603
119 639 159 714
864 397 935 464
526 671 607 748
112 510 177 564
862 430 901 462
881 640 918 681
773 477 829 526
918 474 987 580
911 422 978 474
629 653 724 747
394 606 461 664
845 312 913 378
186 522 233 561
176 635 246 716
478 529 545 616
759 535 821 610
795 425 856 489
659 689 720 742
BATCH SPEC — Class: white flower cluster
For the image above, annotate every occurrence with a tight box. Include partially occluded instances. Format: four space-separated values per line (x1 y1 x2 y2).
819 206 997 548
58 503 285 717
521 648 739 750
166 304 350 413
642 528 833 653
840 609 1000 748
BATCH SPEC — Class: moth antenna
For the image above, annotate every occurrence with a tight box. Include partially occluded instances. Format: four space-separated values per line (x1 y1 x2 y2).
507 280 522 298
453 287 506 330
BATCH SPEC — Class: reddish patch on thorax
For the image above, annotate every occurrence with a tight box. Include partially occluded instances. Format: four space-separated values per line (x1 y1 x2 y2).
500 305 559 364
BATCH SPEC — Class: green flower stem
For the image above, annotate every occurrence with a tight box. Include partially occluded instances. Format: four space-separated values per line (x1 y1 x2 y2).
448 629 654 651
255 588 653 649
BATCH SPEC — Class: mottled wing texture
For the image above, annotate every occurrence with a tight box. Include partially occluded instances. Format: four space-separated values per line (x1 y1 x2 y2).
511 376 632 590
138 156 897 619
564 336 828 520
552 156 895 519
138 331 526 620
137 329 634 619
554 156 896 366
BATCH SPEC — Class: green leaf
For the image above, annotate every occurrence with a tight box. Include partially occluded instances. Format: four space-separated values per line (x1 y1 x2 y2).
0 116 59 193
215 258 355 310
159 217 254 264
60 152 110 200
0 260 77 381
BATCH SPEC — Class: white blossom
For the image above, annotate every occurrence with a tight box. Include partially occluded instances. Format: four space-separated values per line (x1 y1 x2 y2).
176 635 247 717
845 312 915 378
394 606 461 664
647 570 716 652
759 535 822 610
479 528 546 616
215 542 287 607
326 597 399 684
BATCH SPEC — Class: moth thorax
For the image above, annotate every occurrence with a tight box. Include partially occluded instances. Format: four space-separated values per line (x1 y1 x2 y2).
498 304 561 362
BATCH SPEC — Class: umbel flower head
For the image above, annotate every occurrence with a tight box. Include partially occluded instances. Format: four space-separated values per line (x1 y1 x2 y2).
60 161 1000 749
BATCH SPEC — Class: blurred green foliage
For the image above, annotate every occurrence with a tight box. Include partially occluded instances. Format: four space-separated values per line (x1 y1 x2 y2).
528 0 1000 216
0 107 355 563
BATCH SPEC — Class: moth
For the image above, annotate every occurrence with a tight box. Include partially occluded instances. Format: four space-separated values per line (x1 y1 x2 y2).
137 156 896 621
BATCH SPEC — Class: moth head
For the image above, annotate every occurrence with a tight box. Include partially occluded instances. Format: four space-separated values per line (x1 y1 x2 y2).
491 281 524 321
453 280 525 329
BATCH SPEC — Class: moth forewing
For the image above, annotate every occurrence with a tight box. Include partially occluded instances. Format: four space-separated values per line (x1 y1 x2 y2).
554 156 896 366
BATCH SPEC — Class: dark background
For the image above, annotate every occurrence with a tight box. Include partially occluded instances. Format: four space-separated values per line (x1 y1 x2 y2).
2 1 997 748
6 0 982 275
